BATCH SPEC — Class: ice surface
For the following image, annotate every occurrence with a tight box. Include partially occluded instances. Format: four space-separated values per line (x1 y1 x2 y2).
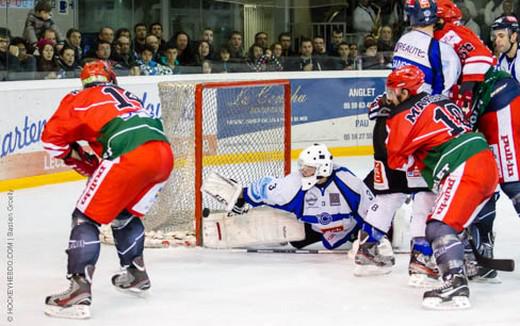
1 156 520 326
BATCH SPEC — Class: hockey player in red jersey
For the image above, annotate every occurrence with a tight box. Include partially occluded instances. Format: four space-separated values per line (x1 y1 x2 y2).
385 65 498 310
434 0 495 113
41 60 174 319
436 0 520 282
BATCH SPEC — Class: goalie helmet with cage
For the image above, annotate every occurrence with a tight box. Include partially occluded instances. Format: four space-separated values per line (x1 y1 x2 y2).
297 144 333 190
405 0 438 26
80 60 118 88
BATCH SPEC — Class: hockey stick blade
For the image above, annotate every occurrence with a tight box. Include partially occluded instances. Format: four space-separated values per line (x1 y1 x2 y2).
469 239 515 272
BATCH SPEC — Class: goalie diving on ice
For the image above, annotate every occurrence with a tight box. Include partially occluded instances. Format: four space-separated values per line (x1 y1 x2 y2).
202 144 394 259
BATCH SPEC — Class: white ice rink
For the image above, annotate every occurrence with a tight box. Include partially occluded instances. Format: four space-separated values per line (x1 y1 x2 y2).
1 156 520 326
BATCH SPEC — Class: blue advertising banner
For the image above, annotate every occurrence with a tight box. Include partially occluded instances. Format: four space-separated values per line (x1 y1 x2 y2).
290 77 386 125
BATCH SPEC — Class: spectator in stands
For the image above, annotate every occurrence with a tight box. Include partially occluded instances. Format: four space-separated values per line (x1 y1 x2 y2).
0 28 21 80
201 27 216 59
278 32 295 57
115 28 131 41
333 42 354 70
454 0 478 20
194 40 211 66
11 37 36 75
361 37 386 69
485 0 514 26
353 0 381 34
136 45 172 76
265 45 284 71
23 1 64 50
133 23 147 55
36 39 58 79
112 36 137 70
149 22 167 53
349 43 359 65
328 29 345 56
254 31 269 51
290 38 322 71
84 40 112 64
213 46 232 73
202 59 213 73
57 46 79 78
168 31 195 66
246 44 265 71
84 26 114 59
42 28 58 44
313 36 328 56
160 44 181 74
377 25 394 64
145 34 162 62
65 28 82 65
461 5 481 38
228 31 245 61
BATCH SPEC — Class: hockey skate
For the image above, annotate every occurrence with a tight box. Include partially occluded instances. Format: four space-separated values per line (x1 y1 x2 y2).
465 242 501 284
422 273 471 310
112 256 151 296
354 231 395 276
408 240 440 288
44 265 94 320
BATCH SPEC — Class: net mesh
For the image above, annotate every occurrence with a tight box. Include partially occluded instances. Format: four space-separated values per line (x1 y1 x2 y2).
100 80 290 247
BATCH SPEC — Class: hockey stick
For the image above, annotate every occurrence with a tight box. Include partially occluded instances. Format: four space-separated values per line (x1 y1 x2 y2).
468 238 515 272
230 248 350 254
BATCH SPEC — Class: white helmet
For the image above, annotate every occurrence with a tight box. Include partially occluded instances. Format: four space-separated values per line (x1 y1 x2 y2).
297 143 333 190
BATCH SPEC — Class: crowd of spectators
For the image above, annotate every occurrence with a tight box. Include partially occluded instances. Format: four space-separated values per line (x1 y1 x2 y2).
1 0 518 81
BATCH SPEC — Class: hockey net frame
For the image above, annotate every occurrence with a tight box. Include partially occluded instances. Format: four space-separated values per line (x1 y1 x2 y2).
100 79 291 248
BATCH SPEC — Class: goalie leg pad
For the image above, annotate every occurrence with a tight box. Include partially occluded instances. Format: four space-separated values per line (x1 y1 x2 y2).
67 209 101 275
111 210 145 266
203 207 305 248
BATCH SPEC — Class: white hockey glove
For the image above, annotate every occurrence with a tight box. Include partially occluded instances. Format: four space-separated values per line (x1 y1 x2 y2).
201 171 243 212
368 93 391 120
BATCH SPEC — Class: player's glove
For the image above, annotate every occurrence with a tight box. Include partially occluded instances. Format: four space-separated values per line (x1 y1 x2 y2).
368 93 391 120
455 81 476 117
63 142 100 177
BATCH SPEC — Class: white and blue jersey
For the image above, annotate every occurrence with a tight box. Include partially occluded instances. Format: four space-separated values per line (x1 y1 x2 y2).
392 30 461 96
242 165 375 249
498 52 520 83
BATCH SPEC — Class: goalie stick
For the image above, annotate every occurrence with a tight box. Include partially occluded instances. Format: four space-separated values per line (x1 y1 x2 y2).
468 237 515 272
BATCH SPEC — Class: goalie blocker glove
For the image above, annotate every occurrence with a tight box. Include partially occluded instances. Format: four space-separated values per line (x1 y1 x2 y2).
63 142 100 177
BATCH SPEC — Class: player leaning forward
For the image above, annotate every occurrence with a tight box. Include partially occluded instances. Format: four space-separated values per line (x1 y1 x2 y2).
384 65 498 310
41 60 174 319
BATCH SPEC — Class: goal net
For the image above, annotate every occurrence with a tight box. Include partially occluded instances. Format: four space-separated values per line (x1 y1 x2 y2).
101 79 291 247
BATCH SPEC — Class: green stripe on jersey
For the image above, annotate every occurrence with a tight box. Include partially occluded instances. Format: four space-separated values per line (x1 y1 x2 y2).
98 115 169 160
421 132 489 190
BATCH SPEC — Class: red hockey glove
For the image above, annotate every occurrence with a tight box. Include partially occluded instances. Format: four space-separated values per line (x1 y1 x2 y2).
368 93 391 120
63 143 100 177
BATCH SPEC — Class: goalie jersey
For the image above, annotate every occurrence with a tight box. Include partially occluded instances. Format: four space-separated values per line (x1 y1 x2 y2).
242 165 374 249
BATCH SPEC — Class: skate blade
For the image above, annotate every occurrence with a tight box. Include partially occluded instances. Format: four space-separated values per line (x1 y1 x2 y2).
354 264 392 277
113 285 150 298
408 274 441 288
422 296 471 310
471 275 502 284
44 304 90 319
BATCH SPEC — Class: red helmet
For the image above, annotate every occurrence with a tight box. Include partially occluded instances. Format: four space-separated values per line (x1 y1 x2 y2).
437 0 462 23
80 60 117 87
387 65 425 95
